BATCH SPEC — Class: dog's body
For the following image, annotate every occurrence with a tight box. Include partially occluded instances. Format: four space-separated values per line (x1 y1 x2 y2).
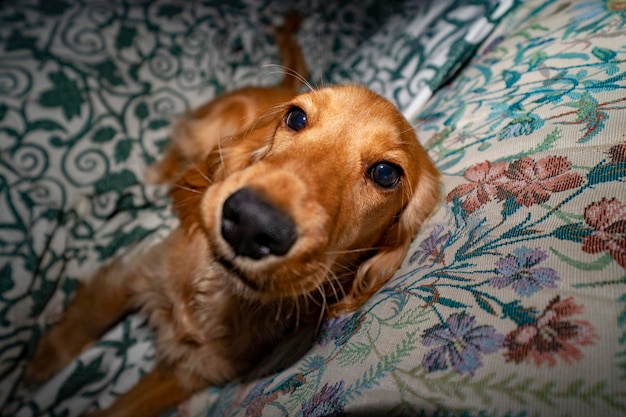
25 15 440 417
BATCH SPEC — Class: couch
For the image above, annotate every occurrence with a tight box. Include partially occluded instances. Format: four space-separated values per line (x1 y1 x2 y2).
1 0 625 416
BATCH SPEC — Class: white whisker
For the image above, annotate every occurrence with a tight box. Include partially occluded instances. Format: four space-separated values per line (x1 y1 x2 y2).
274 298 283 322
216 135 226 173
191 162 213 186
316 24 325 89
325 247 380 255
315 262 347 302
315 285 327 334
330 272 347 302
304 287 323 308
261 64 314 92
172 183 202 194
241 103 288 137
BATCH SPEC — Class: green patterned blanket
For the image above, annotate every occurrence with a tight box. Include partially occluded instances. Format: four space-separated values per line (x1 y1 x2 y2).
4 0 626 416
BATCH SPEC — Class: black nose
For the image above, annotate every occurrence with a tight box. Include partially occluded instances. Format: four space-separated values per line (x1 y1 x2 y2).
221 188 297 260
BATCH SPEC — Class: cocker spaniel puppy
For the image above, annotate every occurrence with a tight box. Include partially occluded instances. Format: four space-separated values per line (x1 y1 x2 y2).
25 14 440 417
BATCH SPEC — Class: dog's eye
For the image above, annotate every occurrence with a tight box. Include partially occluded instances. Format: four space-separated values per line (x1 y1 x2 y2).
285 106 307 131
369 162 402 189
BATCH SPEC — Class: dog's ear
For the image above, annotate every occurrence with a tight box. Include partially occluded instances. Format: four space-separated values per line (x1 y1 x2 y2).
167 147 220 232
146 93 279 186
328 155 441 316
168 119 277 231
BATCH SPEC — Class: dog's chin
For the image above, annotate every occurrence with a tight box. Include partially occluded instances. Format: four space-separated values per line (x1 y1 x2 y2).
214 253 322 304
216 255 265 294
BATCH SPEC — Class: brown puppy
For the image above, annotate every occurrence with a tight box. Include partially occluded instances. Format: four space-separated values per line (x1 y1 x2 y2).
25 15 440 417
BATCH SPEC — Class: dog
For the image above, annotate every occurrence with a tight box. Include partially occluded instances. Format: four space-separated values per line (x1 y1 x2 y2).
24 14 440 417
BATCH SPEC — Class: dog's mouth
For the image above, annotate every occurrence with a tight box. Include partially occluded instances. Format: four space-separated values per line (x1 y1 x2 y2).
216 255 264 292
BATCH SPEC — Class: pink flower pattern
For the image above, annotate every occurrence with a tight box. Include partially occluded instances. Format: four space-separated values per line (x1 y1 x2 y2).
499 156 584 207
504 297 598 367
447 161 508 213
447 155 584 213
582 198 626 268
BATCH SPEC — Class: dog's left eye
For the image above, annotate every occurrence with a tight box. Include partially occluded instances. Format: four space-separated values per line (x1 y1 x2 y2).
285 106 307 131
369 162 402 189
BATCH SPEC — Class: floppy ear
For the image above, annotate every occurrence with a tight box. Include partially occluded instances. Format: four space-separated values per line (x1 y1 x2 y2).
168 118 278 231
328 157 441 316
146 92 273 186
167 151 218 231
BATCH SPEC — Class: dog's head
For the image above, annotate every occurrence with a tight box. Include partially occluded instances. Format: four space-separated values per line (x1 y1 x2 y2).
171 85 440 317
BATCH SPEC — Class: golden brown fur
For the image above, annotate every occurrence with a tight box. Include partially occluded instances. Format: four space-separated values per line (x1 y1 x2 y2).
25 14 440 417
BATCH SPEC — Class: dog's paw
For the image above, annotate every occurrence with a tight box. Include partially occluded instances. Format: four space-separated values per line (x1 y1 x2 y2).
24 320 93 387
23 333 69 386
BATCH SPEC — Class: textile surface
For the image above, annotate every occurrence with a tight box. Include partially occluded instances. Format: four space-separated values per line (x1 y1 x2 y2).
9 0 621 416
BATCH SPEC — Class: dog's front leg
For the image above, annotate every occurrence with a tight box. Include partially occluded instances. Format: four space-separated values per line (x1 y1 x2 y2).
85 365 191 417
25 257 134 385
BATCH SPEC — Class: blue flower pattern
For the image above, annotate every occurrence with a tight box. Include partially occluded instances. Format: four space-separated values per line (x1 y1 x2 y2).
421 312 504 375
489 246 560 297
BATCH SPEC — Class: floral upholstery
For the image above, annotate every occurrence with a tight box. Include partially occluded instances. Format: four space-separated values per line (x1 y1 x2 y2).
2 0 625 416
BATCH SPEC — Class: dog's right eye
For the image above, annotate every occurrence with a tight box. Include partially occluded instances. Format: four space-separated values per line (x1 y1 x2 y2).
285 106 307 131
369 161 402 189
